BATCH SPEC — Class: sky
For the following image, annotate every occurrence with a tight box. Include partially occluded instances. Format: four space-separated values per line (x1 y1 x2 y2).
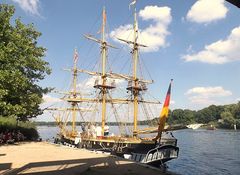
2 0 240 121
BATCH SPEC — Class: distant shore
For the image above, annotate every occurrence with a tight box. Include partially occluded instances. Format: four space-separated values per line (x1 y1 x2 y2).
0 142 165 175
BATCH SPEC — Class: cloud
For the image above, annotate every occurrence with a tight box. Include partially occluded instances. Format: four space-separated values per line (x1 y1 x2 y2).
40 94 62 111
185 86 232 97
188 96 216 105
110 6 172 52
182 26 240 64
185 86 232 105
39 95 62 121
12 0 40 16
42 94 62 104
186 0 228 24
235 98 240 102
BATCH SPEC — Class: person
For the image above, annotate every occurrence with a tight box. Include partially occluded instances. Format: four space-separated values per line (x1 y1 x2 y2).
0 132 4 144
17 130 24 141
104 125 109 136
81 123 86 132
6 131 14 144
95 125 102 137
12 130 16 141
3 131 9 143
90 124 96 138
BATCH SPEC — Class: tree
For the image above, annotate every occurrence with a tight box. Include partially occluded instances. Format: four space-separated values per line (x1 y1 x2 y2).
168 109 184 125
231 102 240 119
220 111 235 129
0 4 51 121
182 109 196 124
195 105 223 123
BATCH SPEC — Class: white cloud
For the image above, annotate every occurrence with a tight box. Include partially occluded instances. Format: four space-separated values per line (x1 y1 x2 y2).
185 86 232 97
182 26 240 64
185 86 232 105
170 100 175 105
188 96 215 105
40 94 62 111
110 6 172 52
39 95 62 121
186 0 228 24
235 98 240 102
12 0 40 16
82 76 96 88
139 6 171 24
42 94 62 104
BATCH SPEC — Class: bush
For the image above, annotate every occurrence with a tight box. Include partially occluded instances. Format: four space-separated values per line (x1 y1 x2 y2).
0 116 39 140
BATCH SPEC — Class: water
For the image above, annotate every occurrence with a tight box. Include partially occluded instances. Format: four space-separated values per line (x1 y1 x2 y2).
37 126 240 175
167 129 240 175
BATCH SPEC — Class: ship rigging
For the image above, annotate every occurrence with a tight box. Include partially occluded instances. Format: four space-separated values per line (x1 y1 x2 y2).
48 1 179 167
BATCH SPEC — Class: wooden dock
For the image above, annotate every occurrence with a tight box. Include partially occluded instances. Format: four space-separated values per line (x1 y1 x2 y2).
0 142 166 175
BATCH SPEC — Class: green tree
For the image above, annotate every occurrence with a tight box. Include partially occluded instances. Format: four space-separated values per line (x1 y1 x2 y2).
207 105 224 120
220 111 235 129
231 102 240 119
182 109 196 124
168 109 184 125
168 109 196 125
0 4 51 121
195 105 223 123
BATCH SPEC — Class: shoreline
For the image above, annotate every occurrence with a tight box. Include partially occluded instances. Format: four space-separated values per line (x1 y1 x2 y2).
0 142 165 175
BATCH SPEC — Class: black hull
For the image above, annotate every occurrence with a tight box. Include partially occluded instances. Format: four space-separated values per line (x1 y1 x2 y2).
55 134 179 167
80 139 157 155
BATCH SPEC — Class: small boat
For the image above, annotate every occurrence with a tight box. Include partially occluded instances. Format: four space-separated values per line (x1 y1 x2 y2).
187 124 204 130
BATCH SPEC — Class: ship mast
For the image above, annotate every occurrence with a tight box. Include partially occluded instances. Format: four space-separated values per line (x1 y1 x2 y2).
101 7 107 136
47 48 97 138
72 3 158 138
132 2 139 137
71 48 78 136
84 7 117 136
117 1 148 137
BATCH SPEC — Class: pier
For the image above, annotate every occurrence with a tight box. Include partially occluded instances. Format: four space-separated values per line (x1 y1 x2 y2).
0 142 164 175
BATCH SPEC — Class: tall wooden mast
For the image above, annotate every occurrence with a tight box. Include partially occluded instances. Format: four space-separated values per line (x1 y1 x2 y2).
51 2 162 141
101 7 107 136
117 1 149 137
75 3 158 138
132 2 139 137
84 7 117 136
71 48 78 135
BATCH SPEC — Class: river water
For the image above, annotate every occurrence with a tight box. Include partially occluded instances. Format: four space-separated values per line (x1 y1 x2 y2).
37 126 240 175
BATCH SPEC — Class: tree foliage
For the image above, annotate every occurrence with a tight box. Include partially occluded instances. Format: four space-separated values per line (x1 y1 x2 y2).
195 105 224 123
0 4 51 121
166 103 239 129
220 111 235 128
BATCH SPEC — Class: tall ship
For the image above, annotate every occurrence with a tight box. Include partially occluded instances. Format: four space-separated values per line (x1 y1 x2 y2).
49 1 179 167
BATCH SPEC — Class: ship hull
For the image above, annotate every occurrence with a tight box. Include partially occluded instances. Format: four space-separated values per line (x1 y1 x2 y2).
55 132 179 167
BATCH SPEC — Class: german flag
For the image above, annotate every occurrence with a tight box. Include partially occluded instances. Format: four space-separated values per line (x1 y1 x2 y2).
160 79 172 117
153 79 173 141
